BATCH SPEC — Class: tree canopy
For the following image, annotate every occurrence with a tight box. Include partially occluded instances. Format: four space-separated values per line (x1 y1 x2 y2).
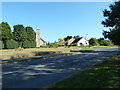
25 26 36 42
1 22 13 43
89 38 99 46
13 24 28 42
102 1 120 45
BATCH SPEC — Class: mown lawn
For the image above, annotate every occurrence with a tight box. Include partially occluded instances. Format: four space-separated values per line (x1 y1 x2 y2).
79 48 96 52
49 54 120 88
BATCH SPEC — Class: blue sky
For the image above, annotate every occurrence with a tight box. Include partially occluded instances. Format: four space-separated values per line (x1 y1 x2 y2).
2 2 112 42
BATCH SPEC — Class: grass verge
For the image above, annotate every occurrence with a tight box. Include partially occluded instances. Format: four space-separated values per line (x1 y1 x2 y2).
1 53 79 64
79 48 96 52
49 53 120 88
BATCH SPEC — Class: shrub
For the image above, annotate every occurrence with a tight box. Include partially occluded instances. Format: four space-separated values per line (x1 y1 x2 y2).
40 45 47 48
31 41 36 48
6 40 19 49
22 40 31 48
89 38 99 46
0 41 4 49
99 40 113 46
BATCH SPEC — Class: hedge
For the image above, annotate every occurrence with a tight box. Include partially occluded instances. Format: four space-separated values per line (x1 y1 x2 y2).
22 40 31 48
6 40 19 49
0 41 4 49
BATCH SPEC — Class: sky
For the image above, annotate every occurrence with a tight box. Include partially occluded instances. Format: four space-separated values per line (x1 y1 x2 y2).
2 2 112 43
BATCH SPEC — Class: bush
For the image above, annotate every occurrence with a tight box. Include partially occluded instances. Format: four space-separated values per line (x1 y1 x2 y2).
99 40 113 46
0 41 4 49
22 40 31 48
6 40 19 49
31 41 36 48
40 45 47 48
89 38 99 46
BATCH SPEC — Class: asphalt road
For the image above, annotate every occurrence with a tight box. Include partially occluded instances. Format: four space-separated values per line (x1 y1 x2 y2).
2 47 119 88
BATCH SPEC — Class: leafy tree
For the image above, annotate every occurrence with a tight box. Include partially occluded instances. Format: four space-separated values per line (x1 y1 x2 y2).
64 36 72 41
102 1 120 45
25 26 36 41
6 40 19 49
58 38 65 46
0 22 13 48
13 25 28 47
98 38 104 43
89 38 99 46
73 35 81 39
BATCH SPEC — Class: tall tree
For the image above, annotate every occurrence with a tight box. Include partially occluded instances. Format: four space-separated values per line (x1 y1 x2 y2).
25 26 36 41
13 24 28 42
102 1 120 45
1 22 13 43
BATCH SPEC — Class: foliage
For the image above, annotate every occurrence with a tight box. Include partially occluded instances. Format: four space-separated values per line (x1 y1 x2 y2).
13 24 28 42
98 38 104 43
0 22 13 45
64 36 73 41
89 38 99 46
99 40 113 46
102 1 120 45
25 26 36 41
22 40 31 48
58 38 65 46
48 41 58 48
6 40 19 49
98 38 113 46
73 35 81 39
0 41 4 49
58 38 64 42
31 41 36 48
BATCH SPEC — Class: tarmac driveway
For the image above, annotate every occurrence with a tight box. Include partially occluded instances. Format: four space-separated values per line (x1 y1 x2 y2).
2 47 119 88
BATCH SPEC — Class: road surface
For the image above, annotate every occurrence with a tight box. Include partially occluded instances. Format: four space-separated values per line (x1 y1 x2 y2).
2 47 119 88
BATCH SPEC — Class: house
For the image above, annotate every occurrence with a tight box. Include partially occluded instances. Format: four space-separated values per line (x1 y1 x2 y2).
65 37 89 46
36 29 47 47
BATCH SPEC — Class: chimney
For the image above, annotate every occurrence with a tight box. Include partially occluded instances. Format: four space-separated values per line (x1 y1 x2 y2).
36 29 40 47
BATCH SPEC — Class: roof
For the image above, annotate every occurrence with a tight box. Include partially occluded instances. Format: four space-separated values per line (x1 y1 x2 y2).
72 37 83 44
67 38 75 46
40 37 46 43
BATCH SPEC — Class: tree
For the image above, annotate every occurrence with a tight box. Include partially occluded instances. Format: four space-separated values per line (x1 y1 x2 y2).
25 26 36 41
98 38 104 43
64 36 72 41
89 38 99 46
0 22 13 48
58 38 65 46
73 35 80 39
13 24 28 47
102 1 120 45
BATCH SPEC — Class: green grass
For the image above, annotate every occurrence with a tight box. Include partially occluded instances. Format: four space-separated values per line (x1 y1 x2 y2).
79 48 96 52
49 54 120 88
92 45 118 48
